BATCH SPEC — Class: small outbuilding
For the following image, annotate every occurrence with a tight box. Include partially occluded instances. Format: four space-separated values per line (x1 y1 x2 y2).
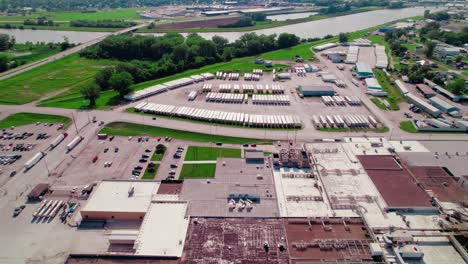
355 62 373 79
27 183 49 201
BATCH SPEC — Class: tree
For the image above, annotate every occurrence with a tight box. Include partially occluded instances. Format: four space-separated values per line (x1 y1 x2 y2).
455 55 463 63
277 33 299 49
95 67 114 90
425 41 436 58
338 32 348 43
60 36 70 51
109 71 134 97
80 83 101 106
447 78 465 95
0 54 9 72
0 33 11 51
424 10 430 18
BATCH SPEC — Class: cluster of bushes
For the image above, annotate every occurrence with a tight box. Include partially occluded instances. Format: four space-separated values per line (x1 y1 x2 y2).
218 13 268 29
420 22 468 47
70 19 137 28
24 16 54 26
80 32 301 106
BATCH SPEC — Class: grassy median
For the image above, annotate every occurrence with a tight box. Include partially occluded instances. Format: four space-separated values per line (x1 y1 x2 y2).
99 122 271 144
180 163 216 179
0 112 71 129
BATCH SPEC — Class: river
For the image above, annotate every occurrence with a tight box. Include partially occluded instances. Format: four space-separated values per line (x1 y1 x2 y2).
266 12 318 21
0 7 440 44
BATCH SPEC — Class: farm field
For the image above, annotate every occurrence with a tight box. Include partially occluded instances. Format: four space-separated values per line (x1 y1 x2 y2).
180 163 216 179
99 122 270 144
156 16 241 30
0 8 143 22
0 112 70 129
184 146 241 161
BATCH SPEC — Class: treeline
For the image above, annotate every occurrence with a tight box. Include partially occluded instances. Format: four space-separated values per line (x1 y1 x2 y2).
70 19 137 28
79 32 300 105
24 17 54 26
420 22 468 47
317 0 403 14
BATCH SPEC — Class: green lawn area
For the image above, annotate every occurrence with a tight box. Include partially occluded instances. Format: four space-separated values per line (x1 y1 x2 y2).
0 112 71 129
399 121 417 133
99 122 271 144
373 69 404 111
142 164 159 180
319 126 389 133
180 163 216 179
185 146 241 161
0 8 143 21
0 44 61 65
0 54 115 105
151 145 167 161
371 98 387 110
261 42 315 61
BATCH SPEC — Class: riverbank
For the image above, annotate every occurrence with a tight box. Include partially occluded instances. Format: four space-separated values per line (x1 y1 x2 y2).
138 6 383 33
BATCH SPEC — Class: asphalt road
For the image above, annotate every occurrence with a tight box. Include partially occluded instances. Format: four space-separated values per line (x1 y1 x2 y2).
0 23 147 81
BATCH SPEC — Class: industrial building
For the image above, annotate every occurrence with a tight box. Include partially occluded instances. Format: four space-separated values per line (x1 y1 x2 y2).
406 93 442 118
365 78 382 91
428 96 459 114
355 62 373 78
375 45 388 69
80 181 160 220
327 53 342 63
313 43 338 51
416 84 436 98
299 84 335 97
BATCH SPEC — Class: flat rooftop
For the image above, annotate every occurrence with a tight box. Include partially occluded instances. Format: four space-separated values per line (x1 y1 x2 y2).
284 218 374 262
181 218 289 264
408 166 467 204
81 181 160 214
357 156 432 208
180 158 279 217
135 201 189 257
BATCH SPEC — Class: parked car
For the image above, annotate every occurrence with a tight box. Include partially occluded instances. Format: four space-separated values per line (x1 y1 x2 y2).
13 205 25 217
139 158 148 163
170 163 178 168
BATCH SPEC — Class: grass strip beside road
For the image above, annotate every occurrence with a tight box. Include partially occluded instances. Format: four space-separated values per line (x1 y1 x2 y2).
185 146 241 161
399 121 417 133
371 98 386 110
99 122 272 144
319 126 389 133
180 163 216 179
373 69 404 111
0 112 71 129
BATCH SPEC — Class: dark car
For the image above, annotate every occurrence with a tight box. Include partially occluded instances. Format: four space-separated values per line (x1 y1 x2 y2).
139 158 148 163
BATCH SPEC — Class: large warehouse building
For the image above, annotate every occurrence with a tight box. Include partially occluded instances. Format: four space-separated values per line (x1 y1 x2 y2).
355 62 373 79
299 84 335 96
80 181 160 220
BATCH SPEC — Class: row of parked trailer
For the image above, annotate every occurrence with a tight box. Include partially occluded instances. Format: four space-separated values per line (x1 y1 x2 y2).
124 73 215 101
206 92 248 103
312 115 378 129
244 73 262 81
214 84 285 94
216 71 240 80
252 94 290 105
135 102 302 128
33 199 64 219
321 95 361 106
295 67 307 77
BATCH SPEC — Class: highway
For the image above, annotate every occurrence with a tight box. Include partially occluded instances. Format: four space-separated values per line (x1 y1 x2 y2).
0 23 147 81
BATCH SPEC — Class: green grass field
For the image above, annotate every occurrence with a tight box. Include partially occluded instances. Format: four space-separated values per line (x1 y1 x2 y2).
0 112 71 129
184 146 241 161
151 145 166 161
142 164 159 180
0 54 115 105
0 44 61 65
373 69 404 111
371 98 386 110
0 22 122 32
0 8 143 22
260 42 315 61
99 122 271 144
399 121 417 133
180 163 216 179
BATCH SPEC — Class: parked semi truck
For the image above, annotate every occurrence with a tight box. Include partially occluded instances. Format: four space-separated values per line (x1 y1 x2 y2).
24 152 45 170
66 135 83 152
50 133 68 149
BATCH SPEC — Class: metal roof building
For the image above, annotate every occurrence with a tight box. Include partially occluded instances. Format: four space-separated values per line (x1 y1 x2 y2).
428 96 459 113
365 78 382 91
299 84 335 96
355 62 373 78
406 93 442 118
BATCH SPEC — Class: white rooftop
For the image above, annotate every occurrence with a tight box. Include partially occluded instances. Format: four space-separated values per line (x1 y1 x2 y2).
135 201 189 257
81 181 160 214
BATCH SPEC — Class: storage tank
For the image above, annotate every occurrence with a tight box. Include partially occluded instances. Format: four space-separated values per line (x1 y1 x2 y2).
50 133 68 149
24 152 45 170
66 135 83 152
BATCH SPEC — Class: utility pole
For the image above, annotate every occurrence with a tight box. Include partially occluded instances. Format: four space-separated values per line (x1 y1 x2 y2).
71 112 79 135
